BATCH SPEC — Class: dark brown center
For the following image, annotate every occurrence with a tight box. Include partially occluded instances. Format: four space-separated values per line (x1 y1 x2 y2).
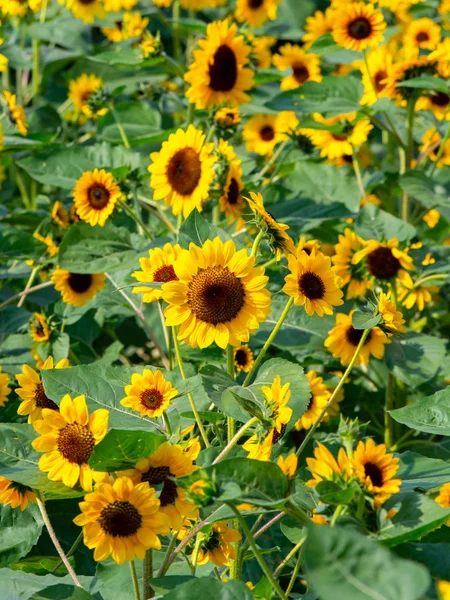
364 462 383 487
88 185 110 209
57 423 95 465
272 423 286 444
366 247 401 280
227 178 240 205
430 92 450 107
166 148 202 196
332 133 348 141
374 70 387 92
209 45 238 92
345 326 373 347
67 273 93 293
159 480 178 507
154 264 177 283
248 0 263 7
141 465 171 485
99 500 142 537
416 32 429 43
299 271 326 300
140 388 164 410
260 126 275 141
235 348 249 367
348 17 372 40
293 64 310 84
34 383 59 411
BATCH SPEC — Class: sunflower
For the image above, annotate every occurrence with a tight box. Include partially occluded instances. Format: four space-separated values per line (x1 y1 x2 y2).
3 91 27 136
32 394 109 492
0 366 10 407
403 18 441 51
438 581 450 600
436 483 450 525
102 11 148 42
184 20 253 109
30 313 51 343
273 44 322 91
277 453 297 478
419 129 450 168
377 292 406 334
246 191 295 260
195 522 241 567
234 345 254 373
262 375 292 434
149 125 216 218
416 91 450 121
51 201 69 229
219 162 245 227
68 74 106 119
65 0 105 23
235 0 279 27
306 115 373 159
352 439 401 506
306 441 350 488
397 283 438 311
250 35 275 70
103 0 137 11
352 239 414 287
303 7 335 48
243 111 298 157
132 243 182 303
34 232 59 258
325 310 389 366
162 237 271 349
332 228 372 299
120 369 178 419
16 356 68 424
74 476 169 565
214 106 240 128
359 46 396 106
51 269 106 307
332 2 386 52
73 169 121 227
243 430 273 461
127 443 198 530
295 370 331 431
0 478 36 511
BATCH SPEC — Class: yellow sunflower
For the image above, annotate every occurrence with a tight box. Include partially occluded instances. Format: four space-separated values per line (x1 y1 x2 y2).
246 191 296 260
243 111 298 157
403 18 441 51
277 453 297 478
184 20 253 109
162 237 271 349
74 476 169 565
219 162 245 227
73 169 121 227
34 232 59 258
332 2 386 52
306 441 350 488
306 115 373 159
214 106 240 128
250 35 275 70
262 375 292 434
283 248 343 317
332 228 372 299
438 580 450 600
295 370 331 431
397 283 438 311
419 129 450 168
68 74 107 119
4 91 27 136
352 438 401 506
359 46 396 106
303 7 335 48
104 0 136 9
120 369 178 419
51 269 106 307
234 345 254 373
0 366 10 407
32 394 109 492
423 209 440 229
352 239 414 287
0 478 36 511
325 310 389 366
16 356 68 424
273 44 322 91
102 11 148 42
132 243 182 303
51 201 69 229
235 0 279 27
195 521 241 567
149 125 216 218
30 313 51 343
377 291 406 334
65 0 105 24
243 430 273 461
436 483 450 525
416 91 450 121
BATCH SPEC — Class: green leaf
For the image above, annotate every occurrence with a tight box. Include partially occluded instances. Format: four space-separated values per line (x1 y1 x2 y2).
385 332 446 386
27 17 89 51
280 516 305 544
0 504 43 568
199 365 239 416
99 101 162 145
304 523 430 600
352 312 381 330
397 76 450 93
30 584 96 599
395 542 450 580
399 171 449 209
0 307 31 342
12 556 73 576
398 451 450 492
163 577 253 600
390 387 450 435
0 228 47 260
0 570 93 600
178 209 230 248
89 429 165 471
356 204 416 243
315 481 356 505
88 46 146 66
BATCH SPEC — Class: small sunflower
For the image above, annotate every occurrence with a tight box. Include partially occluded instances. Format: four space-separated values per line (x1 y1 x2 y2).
273 44 322 91
234 345 254 373
352 439 401 506
16 356 68 424
30 313 51 343
214 106 240 128
243 430 273 461
120 369 178 419
397 283 438 311
377 292 406 334
102 11 148 42
332 2 386 52
0 366 10 407
306 441 350 488
219 162 245 227
250 35 275 70
0 478 36 511
332 228 373 299
436 483 450 525
162 237 271 349
65 0 105 23
68 74 106 119
295 370 330 431
32 394 109 492
416 90 450 121
51 201 69 229
359 46 396 106
438 580 450 600
149 125 216 218
352 239 414 287
74 476 170 565
73 169 121 227
419 129 450 168
325 310 389 366
195 522 241 567
403 18 441 51
262 375 292 434
303 8 335 48
184 20 253 109
246 191 295 260
3 91 27 136
51 269 106 307
132 243 182 303
306 115 373 159
243 111 298 157
34 232 59 258
235 0 280 27
277 453 297 478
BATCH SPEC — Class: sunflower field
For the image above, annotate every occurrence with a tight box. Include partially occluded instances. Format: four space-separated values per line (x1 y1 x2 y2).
2 0 450 598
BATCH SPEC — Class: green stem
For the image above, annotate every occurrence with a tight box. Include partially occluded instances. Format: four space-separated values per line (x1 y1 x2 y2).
172 0 181 63
139 197 177 234
32 39 40 99
229 504 288 600
429 121 450 177
402 98 417 222
109 103 131 149
172 328 209 447
352 155 366 200
273 537 305 577
163 412 172 436
156 533 178 577
130 560 141 600
118 199 153 240
143 550 153 599
243 297 294 386
190 534 202 574
258 138 289 180
226 345 236 442
213 417 259 464
205 124 215 144
384 373 394 450
285 547 303 596
331 504 345 527
51 531 83 573
13 165 30 208
296 328 371 458
186 102 194 126
18 266 38 308
0 281 52 310
250 229 264 258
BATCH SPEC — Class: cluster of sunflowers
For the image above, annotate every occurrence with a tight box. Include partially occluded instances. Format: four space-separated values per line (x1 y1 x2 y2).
1 0 450 598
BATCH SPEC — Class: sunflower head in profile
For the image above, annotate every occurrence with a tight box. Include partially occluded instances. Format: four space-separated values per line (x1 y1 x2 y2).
262 375 292 435
132 243 182 303
51 201 69 229
306 114 373 159
120 369 178 419
303 7 335 49
249 34 275 70
65 0 105 24
195 521 242 567
149 125 217 218
332 228 373 299
246 191 296 260
216 139 245 228
74 476 170 565
325 310 389 366
403 17 441 51
273 44 322 91
73 169 121 227
397 282 438 312
16 356 68 424
352 239 414 287
235 0 280 27
435 483 450 526
295 370 331 431
30 313 51 343
234 345 254 373
184 20 254 109
416 90 450 122
0 367 10 408
162 237 271 349
419 129 450 168
32 393 109 492
68 73 107 119
214 106 241 129
360 46 396 106
3 90 28 136
306 441 350 488
51 269 106 307
284 248 344 317
332 2 386 52
0 477 36 511
352 439 401 507
377 291 406 334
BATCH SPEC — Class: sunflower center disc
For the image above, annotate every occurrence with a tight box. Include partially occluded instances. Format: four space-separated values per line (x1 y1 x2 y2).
57 423 95 465
153 264 177 283
140 388 164 410
431 92 450 107
68 273 93 293
141 465 172 485
366 247 401 280
188 266 245 325
159 480 178 506
167 147 202 196
345 325 373 347
348 17 372 40
374 69 388 92
260 126 275 141
416 32 429 42
272 423 286 444
88 185 110 209
227 178 240 205
209 45 238 92
235 348 248 367
364 462 383 487
293 64 309 84
99 500 142 537
34 383 59 410
248 0 264 8
299 271 326 300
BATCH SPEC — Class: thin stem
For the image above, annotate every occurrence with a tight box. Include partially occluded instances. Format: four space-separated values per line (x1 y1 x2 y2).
331 504 345 527
18 266 38 308
229 504 288 600
227 344 235 380
273 537 305 577
190 534 202 573
109 103 131 149
143 550 153 600
258 138 289 180
226 345 235 442
213 417 259 464
384 373 394 449
402 98 417 222
118 199 153 240
243 297 294 386
32 39 40 99
0 280 52 310
352 155 366 201
35 492 82 588
250 229 264 258
186 102 194 126
130 560 141 600
163 412 172 436
132 187 143 236
296 328 371 458
285 548 303 596
51 531 83 573
139 198 177 234
156 533 178 577
205 124 215 144
13 165 30 208
172 0 181 63
172 328 209 447
429 121 450 177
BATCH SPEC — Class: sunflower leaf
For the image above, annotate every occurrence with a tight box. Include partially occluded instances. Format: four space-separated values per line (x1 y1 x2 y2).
88 429 166 471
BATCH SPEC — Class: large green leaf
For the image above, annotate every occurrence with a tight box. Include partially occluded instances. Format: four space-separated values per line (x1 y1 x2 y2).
178 209 230 248
0 504 43 568
398 451 450 491
390 388 450 435
395 542 450 580
399 171 449 209
89 429 166 471
0 307 31 342
0 228 47 260
98 101 162 145
31 585 96 599
0 570 93 600
355 204 416 243
163 578 253 600
304 523 430 600
385 332 446 386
